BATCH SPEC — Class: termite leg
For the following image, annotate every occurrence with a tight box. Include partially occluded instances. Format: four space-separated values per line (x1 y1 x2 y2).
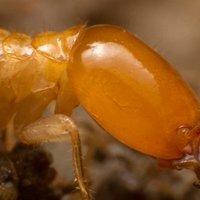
4 115 18 152
18 114 91 200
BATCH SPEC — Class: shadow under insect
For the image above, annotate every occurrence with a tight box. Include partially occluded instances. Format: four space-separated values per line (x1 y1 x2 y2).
0 144 75 200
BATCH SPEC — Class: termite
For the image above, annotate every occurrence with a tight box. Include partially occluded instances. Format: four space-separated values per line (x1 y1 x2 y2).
0 24 199 200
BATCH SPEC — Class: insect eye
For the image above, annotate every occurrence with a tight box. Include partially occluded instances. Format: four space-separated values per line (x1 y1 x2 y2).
178 126 190 135
177 125 191 138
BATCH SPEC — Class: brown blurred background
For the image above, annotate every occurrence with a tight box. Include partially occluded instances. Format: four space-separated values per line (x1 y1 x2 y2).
0 0 199 199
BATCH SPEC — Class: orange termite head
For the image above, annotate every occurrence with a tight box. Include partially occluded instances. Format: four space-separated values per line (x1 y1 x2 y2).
33 24 200 184
66 24 200 183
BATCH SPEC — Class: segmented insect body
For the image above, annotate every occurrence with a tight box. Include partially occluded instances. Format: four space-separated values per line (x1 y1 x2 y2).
0 26 82 133
0 25 200 165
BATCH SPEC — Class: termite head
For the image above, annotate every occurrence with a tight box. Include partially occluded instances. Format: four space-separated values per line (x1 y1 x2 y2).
32 24 86 62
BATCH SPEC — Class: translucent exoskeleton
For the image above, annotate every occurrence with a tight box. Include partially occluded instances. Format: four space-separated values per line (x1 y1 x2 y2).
0 24 200 199
0 26 91 200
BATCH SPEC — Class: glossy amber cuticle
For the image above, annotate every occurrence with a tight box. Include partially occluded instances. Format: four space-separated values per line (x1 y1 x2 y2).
68 25 200 159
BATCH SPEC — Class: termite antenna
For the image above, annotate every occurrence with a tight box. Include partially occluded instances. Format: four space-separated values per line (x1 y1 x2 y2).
172 154 200 188
172 123 200 188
